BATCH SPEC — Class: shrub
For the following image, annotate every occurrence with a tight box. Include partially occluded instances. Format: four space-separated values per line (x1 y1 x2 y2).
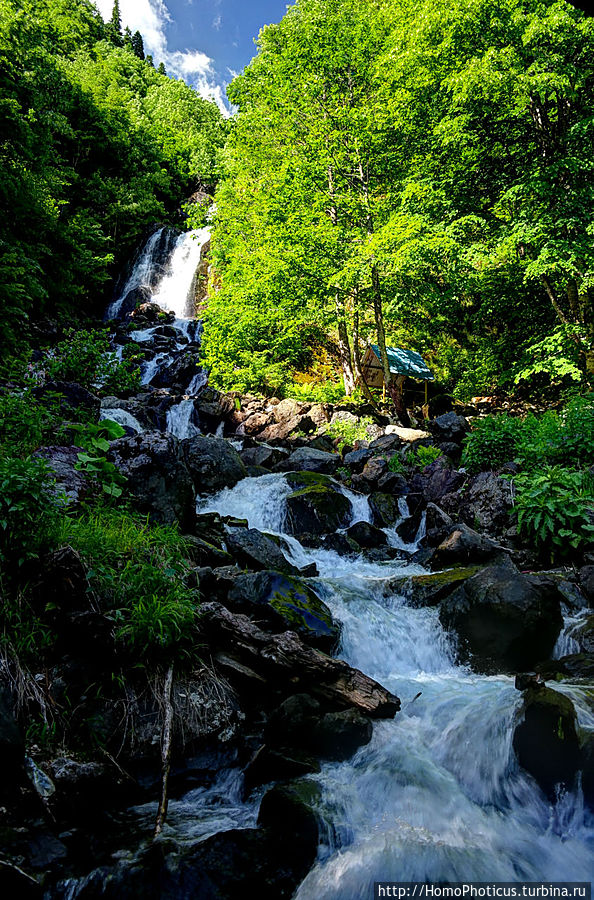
0 390 64 456
0 457 62 574
41 328 140 394
71 419 127 498
514 466 594 560
289 381 356 404
58 506 198 657
325 416 376 451
387 454 406 474
462 413 525 473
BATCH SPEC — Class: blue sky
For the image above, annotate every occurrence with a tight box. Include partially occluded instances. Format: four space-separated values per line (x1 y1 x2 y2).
95 0 291 113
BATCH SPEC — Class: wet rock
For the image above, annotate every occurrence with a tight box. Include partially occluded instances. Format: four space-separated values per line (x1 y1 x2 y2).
34 445 90 507
228 571 340 651
568 615 594 654
386 566 482 608
185 535 233 568
243 745 320 792
536 653 594 681
345 521 387 549
266 695 373 761
431 523 508 568
440 558 564 673
514 673 546 692
377 471 408 494
285 472 352 535
369 492 402 527
225 529 301 576
429 412 470 443
108 431 195 527
46 757 113 821
182 435 246 494
321 533 360 557
360 457 389 487
275 447 340 476
395 506 425 544
513 686 580 800
150 351 201 391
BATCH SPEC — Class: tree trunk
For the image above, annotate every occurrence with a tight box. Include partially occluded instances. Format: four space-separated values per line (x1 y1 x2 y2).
352 305 375 403
336 293 356 395
371 264 392 391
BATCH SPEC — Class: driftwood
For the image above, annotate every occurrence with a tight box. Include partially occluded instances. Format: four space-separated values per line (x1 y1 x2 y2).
200 602 400 718
154 664 174 839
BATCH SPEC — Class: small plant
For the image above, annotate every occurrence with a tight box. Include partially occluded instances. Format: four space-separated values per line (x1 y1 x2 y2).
0 456 62 573
386 454 406 474
0 390 65 456
71 419 126 498
514 466 594 560
325 416 376 451
462 413 524 473
412 445 442 468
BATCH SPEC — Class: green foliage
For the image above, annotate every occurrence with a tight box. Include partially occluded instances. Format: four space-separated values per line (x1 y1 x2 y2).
0 457 62 574
514 467 594 560
71 419 126 497
288 381 352 404
513 326 585 388
386 454 406 474
462 414 525 473
43 328 140 394
412 445 442 468
58 506 198 657
0 390 64 456
325 416 376 451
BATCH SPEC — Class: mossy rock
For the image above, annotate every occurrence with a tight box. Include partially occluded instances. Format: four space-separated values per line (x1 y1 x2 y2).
385 566 482 607
285 472 351 535
228 571 340 651
513 686 580 800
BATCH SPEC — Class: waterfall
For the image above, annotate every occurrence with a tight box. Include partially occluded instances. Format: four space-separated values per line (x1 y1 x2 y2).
106 227 167 319
100 407 144 434
151 227 210 318
166 399 201 440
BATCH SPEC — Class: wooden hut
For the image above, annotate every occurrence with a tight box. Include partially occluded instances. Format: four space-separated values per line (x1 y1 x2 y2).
358 344 434 406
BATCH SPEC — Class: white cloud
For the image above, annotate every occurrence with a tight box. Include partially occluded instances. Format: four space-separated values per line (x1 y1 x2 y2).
95 0 230 114
212 14 222 30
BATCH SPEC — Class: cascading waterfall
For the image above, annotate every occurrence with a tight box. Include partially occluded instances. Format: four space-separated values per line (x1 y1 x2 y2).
196 473 594 893
106 227 167 320
151 227 210 319
166 398 200 439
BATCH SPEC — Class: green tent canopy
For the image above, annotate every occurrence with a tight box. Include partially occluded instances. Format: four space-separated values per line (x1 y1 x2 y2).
369 345 434 381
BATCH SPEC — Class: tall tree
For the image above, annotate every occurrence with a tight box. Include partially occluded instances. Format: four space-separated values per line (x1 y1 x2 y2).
107 0 122 46
131 30 144 60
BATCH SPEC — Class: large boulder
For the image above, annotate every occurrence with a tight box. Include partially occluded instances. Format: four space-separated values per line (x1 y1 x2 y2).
369 492 402 527
275 447 339 476
284 472 352 535
460 472 514 535
440 558 564 672
34 445 90 507
345 521 388 549
240 444 288 470
431 523 508 568
419 459 466 506
182 435 246 494
513 686 581 800
228 571 340 651
108 431 195 527
429 412 470 443
225 529 301 576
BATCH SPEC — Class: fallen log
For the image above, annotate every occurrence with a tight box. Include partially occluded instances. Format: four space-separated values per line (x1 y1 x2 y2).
200 602 399 718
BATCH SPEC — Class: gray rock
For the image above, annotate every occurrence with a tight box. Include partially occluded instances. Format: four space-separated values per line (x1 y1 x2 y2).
429 412 470 443
240 444 288 469
343 448 373 472
265 694 372 761
440 558 564 672
275 446 340 475
34 445 90 506
431 523 508 567
461 471 514 534
225 528 301 575
108 431 195 527
369 492 402 527
182 435 246 494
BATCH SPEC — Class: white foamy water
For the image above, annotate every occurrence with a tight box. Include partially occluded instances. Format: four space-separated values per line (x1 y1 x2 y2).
195 472 594 893
100 407 144 434
166 399 200 440
106 227 166 319
151 228 210 318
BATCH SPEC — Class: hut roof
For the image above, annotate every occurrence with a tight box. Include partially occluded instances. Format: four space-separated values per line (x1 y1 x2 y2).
368 345 434 381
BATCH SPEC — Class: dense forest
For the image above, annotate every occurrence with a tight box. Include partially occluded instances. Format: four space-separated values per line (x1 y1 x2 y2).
0 0 225 356
203 0 594 401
